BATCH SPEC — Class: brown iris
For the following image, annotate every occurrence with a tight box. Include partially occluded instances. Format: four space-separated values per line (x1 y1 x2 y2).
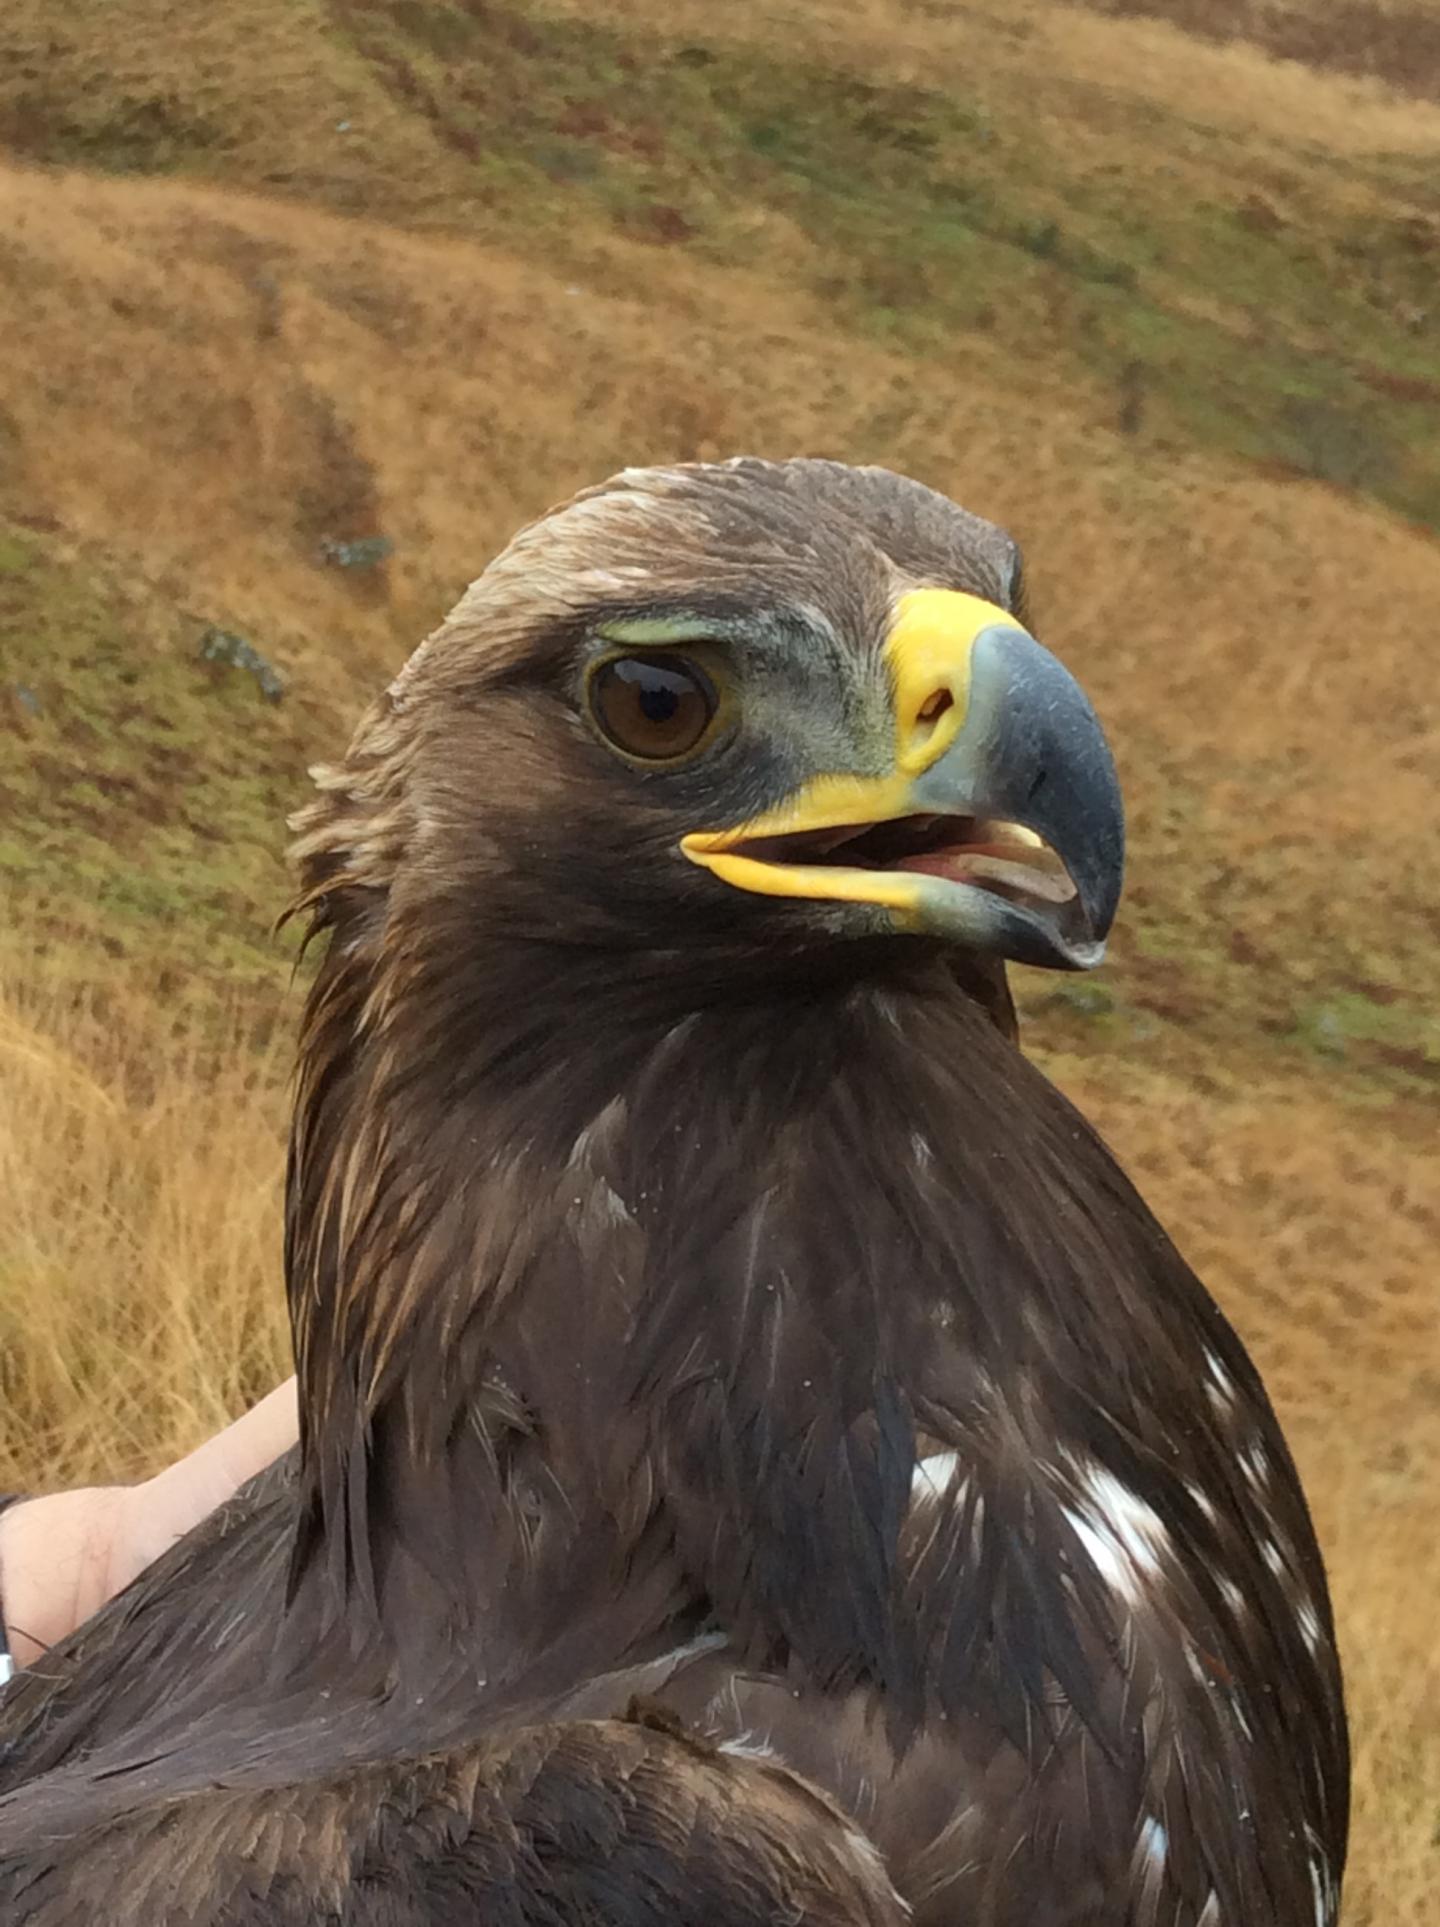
590 654 717 762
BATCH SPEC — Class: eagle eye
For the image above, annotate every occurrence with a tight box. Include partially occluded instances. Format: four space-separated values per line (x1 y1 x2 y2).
589 654 718 763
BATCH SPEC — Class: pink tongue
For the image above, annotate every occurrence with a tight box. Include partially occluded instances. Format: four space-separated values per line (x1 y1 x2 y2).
896 847 1077 903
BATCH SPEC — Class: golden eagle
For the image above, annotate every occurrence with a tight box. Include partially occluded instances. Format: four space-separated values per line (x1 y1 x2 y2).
0 460 1346 1925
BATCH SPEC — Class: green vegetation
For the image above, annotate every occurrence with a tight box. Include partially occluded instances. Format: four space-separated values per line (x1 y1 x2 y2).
0 525 317 992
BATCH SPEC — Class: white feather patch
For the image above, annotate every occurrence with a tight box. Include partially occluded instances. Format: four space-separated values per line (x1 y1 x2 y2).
719 1733 776 1762
1295 1594 1325 1656
911 1450 961 1500
1062 1461 1171 1603
1204 1348 1236 1414
1307 1827 1338 1927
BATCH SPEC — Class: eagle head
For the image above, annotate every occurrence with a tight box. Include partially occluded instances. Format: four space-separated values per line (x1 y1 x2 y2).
294 459 1123 1012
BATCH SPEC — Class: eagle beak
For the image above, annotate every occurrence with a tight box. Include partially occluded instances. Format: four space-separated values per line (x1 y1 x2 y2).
680 588 1124 970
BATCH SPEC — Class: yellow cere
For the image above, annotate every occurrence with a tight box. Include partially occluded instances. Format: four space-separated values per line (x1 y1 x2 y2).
885 586 989 774
681 588 1015 915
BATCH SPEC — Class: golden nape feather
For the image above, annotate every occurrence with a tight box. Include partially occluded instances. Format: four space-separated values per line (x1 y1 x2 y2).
0 460 1345 1927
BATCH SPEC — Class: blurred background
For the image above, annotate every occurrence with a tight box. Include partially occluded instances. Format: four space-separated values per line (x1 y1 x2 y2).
0 1 1436 1916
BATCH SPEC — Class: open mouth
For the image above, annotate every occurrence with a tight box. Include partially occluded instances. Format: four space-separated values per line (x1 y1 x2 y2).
726 813 1079 914
682 785 1112 969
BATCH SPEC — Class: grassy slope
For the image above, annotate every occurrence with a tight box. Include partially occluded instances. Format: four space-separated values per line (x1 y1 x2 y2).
1 154 1434 1092
1078 0 1440 100
4 0 1440 527
0 2 1437 1917
1 523 321 991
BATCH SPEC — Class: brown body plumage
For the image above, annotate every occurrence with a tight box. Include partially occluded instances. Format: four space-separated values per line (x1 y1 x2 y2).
0 461 1346 1925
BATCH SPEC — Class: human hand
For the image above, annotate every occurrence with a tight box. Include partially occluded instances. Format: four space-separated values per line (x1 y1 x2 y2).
0 1378 298 1670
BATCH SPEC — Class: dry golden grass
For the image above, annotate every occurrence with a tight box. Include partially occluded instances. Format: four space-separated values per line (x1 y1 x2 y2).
3 158 1439 748
0 974 293 1490
1075 0 1440 102
1 0 1437 1914
570 0 1440 156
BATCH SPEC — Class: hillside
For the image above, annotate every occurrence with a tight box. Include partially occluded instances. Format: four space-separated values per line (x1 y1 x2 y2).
0 523 321 990
1 2 1437 1919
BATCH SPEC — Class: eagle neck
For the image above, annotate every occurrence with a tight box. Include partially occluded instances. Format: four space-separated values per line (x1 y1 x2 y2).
281 929 1325 1765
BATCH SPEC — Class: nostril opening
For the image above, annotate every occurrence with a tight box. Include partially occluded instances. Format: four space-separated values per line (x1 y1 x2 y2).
915 687 954 727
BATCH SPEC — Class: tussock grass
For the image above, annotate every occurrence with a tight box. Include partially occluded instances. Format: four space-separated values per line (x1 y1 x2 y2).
1077 0 1440 101
1322 1468 1440 1927
0 973 292 1490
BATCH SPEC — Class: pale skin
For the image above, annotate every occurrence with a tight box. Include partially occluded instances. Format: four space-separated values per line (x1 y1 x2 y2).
0 1379 298 1670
